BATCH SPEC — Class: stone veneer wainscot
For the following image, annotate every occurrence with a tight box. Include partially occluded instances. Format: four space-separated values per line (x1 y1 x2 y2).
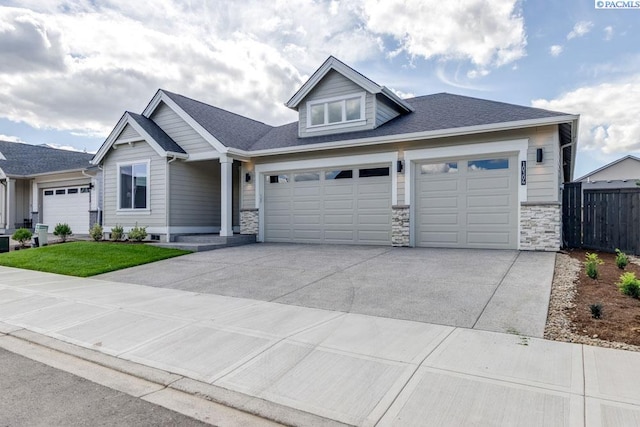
240 209 259 235
391 205 410 247
520 202 561 251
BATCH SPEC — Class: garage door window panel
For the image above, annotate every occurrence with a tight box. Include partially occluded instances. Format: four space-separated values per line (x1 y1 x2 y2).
325 170 353 180
267 174 289 184
468 158 509 171
294 171 320 182
421 162 458 174
119 162 149 210
358 167 390 178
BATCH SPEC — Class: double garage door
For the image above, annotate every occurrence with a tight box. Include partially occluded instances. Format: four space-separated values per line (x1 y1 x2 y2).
43 186 90 234
262 155 518 249
264 166 392 245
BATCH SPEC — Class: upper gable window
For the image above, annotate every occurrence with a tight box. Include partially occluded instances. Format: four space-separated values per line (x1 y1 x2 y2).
307 93 365 129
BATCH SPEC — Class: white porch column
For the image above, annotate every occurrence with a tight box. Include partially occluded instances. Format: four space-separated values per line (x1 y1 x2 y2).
220 155 233 237
31 180 38 221
5 178 12 230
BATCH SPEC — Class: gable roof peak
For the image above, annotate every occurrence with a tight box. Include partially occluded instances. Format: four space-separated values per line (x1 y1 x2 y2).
285 56 413 113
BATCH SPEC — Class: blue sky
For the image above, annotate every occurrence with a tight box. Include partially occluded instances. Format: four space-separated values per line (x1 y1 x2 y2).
0 0 639 178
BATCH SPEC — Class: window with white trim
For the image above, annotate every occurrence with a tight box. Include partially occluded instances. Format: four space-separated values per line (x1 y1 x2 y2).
307 93 365 128
119 162 148 209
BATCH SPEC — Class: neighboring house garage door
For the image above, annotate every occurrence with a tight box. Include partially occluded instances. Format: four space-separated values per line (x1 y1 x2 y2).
43 187 90 234
264 166 391 245
415 156 518 249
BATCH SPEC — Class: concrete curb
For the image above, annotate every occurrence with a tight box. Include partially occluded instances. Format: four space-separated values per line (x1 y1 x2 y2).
0 325 347 427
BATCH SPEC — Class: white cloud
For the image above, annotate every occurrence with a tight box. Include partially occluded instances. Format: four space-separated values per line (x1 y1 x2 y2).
549 45 563 57
44 143 91 153
388 88 415 99
0 0 530 139
360 0 526 69
567 21 593 40
532 75 640 154
604 26 613 41
0 134 24 142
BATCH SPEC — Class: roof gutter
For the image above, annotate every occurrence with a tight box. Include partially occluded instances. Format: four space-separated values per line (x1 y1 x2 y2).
227 114 580 158
12 167 93 178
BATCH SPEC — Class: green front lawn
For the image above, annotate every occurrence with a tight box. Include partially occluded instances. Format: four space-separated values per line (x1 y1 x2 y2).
0 242 190 277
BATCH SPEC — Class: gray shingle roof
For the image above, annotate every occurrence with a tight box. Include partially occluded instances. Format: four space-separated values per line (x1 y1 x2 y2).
0 141 93 176
127 112 186 154
248 93 572 151
162 90 273 151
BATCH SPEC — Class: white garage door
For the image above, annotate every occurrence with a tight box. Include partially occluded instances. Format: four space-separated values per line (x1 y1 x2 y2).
43 186 90 234
264 166 391 245
415 156 518 249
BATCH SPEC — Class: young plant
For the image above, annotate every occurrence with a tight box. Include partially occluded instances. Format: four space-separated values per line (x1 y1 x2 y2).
89 223 103 241
12 228 33 248
128 224 147 242
615 248 629 270
53 223 72 243
585 252 603 279
110 224 124 241
617 272 640 298
589 303 603 319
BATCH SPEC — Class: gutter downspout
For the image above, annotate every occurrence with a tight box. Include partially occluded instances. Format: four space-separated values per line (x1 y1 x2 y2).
98 165 104 226
166 155 179 242
81 169 94 225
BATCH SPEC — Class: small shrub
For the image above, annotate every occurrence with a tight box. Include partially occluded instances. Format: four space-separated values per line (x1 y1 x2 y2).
89 223 103 241
617 272 640 298
585 252 603 279
53 223 72 242
589 303 603 319
12 228 33 248
111 224 124 241
615 248 629 269
128 224 147 242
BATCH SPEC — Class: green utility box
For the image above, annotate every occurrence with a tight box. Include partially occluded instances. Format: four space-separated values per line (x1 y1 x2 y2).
0 235 9 253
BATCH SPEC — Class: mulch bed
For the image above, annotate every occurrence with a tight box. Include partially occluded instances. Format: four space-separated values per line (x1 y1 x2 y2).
567 249 640 346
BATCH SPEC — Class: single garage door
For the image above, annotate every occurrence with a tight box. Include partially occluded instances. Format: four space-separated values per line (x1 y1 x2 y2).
264 166 391 245
415 156 518 249
43 186 90 234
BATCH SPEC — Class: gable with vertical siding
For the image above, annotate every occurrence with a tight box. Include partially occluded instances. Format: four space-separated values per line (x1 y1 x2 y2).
116 124 140 141
150 102 216 154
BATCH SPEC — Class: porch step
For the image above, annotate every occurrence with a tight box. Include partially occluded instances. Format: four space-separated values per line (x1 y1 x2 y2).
151 234 256 252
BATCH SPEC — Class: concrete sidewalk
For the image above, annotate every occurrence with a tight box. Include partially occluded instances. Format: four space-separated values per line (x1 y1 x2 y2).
1 267 640 426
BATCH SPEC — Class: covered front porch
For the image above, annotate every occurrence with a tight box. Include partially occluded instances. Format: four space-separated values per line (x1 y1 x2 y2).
162 154 247 244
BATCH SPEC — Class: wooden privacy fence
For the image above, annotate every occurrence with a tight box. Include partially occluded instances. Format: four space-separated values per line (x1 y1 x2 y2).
562 182 640 255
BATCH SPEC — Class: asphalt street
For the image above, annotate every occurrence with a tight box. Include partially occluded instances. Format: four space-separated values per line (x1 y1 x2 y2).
0 347 209 427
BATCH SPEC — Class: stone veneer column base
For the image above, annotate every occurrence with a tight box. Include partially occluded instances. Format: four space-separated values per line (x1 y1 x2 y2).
240 209 259 235
520 202 561 251
391 205 410 247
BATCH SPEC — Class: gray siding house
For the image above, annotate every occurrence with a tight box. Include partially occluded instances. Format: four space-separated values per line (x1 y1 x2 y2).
0 141 99 234
92 56 579 251
575 155 640 191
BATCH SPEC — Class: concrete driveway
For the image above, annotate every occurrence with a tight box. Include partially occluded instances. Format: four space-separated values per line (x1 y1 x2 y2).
97 244 555 337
